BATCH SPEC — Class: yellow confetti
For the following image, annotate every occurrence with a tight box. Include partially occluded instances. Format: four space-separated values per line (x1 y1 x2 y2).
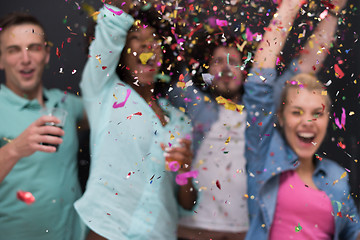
177 81 185 89
349 111 355 116
139 52 153 64
216 96 244 113
195 159 204 169
113 94 118 100
240 23 245 32
225 136 231 145
237 40 247 52
308 40 313 49
204 96 211 102
170 134 175 140
290 184 293 189
321 91 327 95
244 194 249 198
82 3 99 21
96 55 101 64
179 107 185 113
340 172 347 179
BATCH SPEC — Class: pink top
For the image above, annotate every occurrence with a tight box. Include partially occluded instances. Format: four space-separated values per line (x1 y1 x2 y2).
269 170 334 240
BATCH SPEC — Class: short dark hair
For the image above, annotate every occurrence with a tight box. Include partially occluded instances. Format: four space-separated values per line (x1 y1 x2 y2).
184 27 250 95
0 12 48 44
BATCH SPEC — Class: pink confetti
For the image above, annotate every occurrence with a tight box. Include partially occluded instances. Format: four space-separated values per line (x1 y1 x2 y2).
184 98 192 103
216 19 228 27
17 190 35 205
176 170 198 185
113 89 131 108
168 161 180 172
334 108 346 129
319 9 328 20
104 4 123 15
276 57 281 65
246 28 261 41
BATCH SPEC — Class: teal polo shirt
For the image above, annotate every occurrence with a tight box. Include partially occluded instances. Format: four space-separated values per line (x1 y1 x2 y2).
0 84 86 240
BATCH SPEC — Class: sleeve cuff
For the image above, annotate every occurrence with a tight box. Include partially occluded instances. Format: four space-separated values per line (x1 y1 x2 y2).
99 4 134 30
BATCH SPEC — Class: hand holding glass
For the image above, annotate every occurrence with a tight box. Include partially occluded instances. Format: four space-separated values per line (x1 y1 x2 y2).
40 108 68 151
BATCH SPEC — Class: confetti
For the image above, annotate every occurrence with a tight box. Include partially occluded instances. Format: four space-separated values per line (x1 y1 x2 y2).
139 52 154 64
104 4 123 15
17 190 35 205
202 73 214 85
113 89 131 108
240 52 252 70
334 64 345 79
215 96 244 113
295 223 302 232
340 172 347 179
216 180 221 190
167 161 180 172
216 19 228 27
175 170 198 185
126 112 142 119
334 108 346 129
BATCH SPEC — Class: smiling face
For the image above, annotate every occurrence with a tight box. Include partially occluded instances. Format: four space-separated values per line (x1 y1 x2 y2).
209 46 243 100
278 87 329 161
0 24 49 99
122 26 162 86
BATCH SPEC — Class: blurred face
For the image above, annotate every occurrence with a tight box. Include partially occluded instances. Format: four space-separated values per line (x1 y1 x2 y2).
278 88 329 161
209 46 243 100
123 26 162 85
0 24 49 98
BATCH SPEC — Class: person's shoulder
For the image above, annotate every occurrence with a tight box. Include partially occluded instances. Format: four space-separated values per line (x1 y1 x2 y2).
321 158 345 174
46 88 81 103
320 158 350 188
44 87 62 96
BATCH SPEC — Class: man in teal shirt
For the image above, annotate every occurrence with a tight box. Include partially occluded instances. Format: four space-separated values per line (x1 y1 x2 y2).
0 13 86 239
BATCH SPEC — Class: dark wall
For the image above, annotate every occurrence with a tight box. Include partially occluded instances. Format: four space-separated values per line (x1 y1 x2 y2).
0 0 102 93
1 0 359 206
